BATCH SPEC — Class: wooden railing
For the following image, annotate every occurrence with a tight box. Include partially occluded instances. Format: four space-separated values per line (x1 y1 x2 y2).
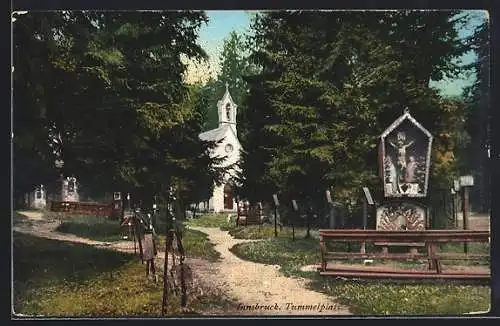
50 200 113 217
319 229 490 280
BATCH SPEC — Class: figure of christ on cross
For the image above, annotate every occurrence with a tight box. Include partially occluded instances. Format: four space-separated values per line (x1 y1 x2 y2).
388 132 414 186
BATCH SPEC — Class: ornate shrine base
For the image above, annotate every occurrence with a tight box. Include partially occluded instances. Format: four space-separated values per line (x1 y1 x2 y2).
376 201 427 247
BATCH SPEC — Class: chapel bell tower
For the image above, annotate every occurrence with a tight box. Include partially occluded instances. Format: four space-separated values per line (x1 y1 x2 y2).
218 83 238 135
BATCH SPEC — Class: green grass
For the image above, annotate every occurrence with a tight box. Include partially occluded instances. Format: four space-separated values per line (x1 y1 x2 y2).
54 215 221 263
13 232 234 317
55 215 126 242
227 224 318 240
312 277 490 315
186 213 319 240
186 213 233 229
230 238 320 276
157 229 221 263
230 238 491 315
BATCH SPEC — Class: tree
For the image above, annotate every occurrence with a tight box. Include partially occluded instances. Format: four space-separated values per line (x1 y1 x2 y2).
13 11 102 203
239 10 472 229
462 20 490 212
201 30 257 131
13 11 226 210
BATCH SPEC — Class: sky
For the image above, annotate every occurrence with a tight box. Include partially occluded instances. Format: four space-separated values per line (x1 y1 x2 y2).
185 10 488 98
183 11 252 84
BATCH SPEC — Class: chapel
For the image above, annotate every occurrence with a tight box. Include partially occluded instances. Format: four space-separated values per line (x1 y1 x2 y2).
198 84 242 212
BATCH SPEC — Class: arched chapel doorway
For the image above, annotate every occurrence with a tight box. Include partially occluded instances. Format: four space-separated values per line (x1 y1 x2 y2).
223 183 233 210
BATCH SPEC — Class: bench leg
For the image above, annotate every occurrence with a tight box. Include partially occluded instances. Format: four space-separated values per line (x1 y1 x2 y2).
435 259 442 274
427 243 441 273
360 241 366 254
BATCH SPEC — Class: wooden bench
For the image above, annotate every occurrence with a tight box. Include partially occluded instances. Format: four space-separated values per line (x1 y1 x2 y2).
319 229 490 280
50 200 113 217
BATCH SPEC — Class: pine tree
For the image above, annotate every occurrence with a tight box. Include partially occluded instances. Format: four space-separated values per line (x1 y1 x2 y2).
239 10 472 225
13 11 225 208
462 19 490 212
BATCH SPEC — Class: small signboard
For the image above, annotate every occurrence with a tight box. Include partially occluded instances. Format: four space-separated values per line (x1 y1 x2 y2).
362 187 374 205
292 200 299 211
459 175 474 187
325 190 333 203
272 194 280 207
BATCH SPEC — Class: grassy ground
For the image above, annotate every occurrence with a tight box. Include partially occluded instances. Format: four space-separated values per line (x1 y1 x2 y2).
186 213 318 240
54 215 221 262
186 213 233 230
156 228 221 263
55 215 126 242
13 232 233 317
230 238 491 315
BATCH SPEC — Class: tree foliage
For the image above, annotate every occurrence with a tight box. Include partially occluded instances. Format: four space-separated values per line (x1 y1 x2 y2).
13 11 225 210
461 19 490 212
238 10 472 214
201 30 257 131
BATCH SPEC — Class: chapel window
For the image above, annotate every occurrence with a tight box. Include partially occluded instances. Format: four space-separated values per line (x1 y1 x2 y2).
226 103 231 121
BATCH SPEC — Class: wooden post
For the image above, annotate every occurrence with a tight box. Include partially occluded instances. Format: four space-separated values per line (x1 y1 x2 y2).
274 206 278 237
462 186 470 254
134 210 144 263
451 191 456 228
361 199 367 254
273 194 279 237
292 200 298 241
161 192 172 316
175 228 187 308
161 230 169 316
319 236 326 271
329 206 335 229
326 190 335 229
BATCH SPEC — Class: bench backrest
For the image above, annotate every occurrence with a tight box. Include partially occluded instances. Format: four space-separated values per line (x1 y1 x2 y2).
319 229 490 243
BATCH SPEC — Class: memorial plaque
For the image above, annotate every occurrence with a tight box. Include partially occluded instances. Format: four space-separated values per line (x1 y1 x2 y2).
362 187 374 205
325 190 333 203
272 194 280 207
379 110 433 198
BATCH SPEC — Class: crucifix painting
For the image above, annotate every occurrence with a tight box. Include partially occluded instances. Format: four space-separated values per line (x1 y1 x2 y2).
380 110 433 198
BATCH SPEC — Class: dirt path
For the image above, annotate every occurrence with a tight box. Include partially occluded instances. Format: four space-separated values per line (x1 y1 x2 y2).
187 226 351 315
13 212 350 316
13 211 136 252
